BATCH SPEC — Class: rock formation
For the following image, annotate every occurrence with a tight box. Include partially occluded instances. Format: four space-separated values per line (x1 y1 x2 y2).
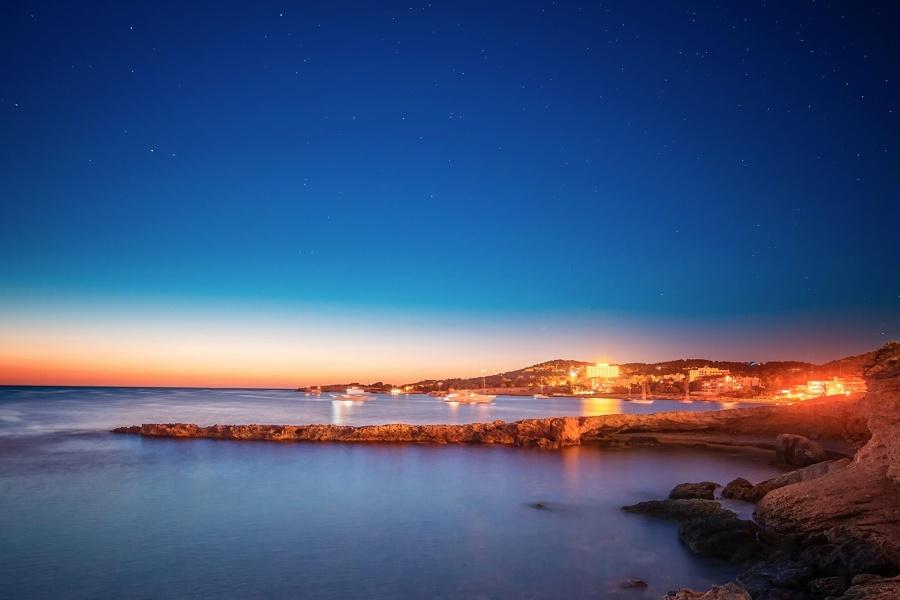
721 477 754 501
755 342 900 571
669 481 719 500
113 391 870 452
774 433 828 467
663 343 900 599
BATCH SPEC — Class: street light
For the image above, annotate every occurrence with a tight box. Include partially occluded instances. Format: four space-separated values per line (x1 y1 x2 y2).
481 369 486 391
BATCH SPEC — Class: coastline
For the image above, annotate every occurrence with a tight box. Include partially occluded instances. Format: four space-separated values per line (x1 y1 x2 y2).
112 393 868 451
110 343 900 599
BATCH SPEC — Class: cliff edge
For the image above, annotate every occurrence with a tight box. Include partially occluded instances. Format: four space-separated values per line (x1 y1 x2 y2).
755 342 900 571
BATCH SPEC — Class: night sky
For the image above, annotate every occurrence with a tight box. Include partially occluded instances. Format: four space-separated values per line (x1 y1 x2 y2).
1 1 898 385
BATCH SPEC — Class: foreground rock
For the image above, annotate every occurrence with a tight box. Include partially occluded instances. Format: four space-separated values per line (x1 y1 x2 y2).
622 499 761 563
721 478 755 501
669 481 719 500
622 499 734 521
756 343 900 570
678 513 762 562
775 433 828 467
664 343 900 599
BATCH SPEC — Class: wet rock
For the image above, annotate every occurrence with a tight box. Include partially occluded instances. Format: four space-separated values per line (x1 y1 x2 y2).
621 499 734 521
664 582 752 599
798 528 896 576
839 575 900 599
806 575 848 599
775 434 828 467
678 514 762 562
669 481 719 500
737 561 816 597
618 578 648 589
722 477 755 501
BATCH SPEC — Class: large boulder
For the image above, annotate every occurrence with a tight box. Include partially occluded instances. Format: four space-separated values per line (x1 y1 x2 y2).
797 528 896 576
678 514 762 562
722 477 755 501
622 499 733 521
775 433 828 467
670 481 720 500
737 561 816 598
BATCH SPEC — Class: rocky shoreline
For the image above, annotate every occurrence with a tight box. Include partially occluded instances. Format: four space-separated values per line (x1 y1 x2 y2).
111 342 900 599
623 343 900 600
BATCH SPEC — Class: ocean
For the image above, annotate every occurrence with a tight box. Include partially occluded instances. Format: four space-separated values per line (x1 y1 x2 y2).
0 387 781 599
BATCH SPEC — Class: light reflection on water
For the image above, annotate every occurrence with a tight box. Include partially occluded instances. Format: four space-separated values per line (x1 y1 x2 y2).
0 387 773 599
0 432 785 599
579 396 625 415
0 387 753 436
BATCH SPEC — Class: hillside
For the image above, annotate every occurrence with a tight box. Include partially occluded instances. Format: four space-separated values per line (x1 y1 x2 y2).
303 352 875 393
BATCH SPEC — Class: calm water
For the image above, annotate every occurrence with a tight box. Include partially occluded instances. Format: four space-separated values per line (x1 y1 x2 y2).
0 386 753 435
0 388 777 599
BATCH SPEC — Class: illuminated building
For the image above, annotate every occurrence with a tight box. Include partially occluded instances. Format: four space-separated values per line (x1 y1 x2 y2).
778 377 866 400
688 366 730 381
700 375 761 395
586 363 620 379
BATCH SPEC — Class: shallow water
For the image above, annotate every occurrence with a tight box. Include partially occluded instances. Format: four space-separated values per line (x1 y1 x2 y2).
0 388 778 599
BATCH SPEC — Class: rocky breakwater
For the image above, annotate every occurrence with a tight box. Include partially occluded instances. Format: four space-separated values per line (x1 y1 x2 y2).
644 343 900 600
113 392 870 451
112 418 584 448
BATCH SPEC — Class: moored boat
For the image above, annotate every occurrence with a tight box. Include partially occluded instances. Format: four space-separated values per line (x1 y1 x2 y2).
331 387 372 401
443 391 495 404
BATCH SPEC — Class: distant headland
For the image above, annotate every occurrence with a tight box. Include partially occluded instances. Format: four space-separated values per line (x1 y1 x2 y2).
298 350 874 403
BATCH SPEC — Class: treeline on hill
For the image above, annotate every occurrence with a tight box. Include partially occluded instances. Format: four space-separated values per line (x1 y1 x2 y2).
409 359 591 391
300 351 876 392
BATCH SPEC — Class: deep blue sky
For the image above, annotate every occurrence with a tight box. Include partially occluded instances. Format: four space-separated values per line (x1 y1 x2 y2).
1 1 899 382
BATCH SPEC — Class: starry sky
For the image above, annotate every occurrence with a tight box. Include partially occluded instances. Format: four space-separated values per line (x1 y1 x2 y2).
1 1 898 386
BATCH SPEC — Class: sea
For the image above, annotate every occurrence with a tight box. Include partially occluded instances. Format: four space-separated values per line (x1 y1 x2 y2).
0 387 783 599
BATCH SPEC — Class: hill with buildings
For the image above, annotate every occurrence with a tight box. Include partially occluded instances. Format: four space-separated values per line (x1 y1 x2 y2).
301 351 875 399
404 359 592 393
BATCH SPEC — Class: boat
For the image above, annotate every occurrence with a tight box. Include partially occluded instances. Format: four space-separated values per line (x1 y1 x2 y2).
330 387 372 401
443 391 495 404
533 394 550 399
630 399 654 405
679 399 694 404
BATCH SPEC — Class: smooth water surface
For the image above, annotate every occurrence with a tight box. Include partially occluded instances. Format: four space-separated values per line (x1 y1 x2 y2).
0 386 753 435
0 388 777 599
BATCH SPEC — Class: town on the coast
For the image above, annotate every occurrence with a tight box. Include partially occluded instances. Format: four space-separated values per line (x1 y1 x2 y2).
297 353 869 402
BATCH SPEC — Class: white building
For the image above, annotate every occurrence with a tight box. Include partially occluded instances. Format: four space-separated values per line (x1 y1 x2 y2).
586 363 620 379
688 366 730 381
